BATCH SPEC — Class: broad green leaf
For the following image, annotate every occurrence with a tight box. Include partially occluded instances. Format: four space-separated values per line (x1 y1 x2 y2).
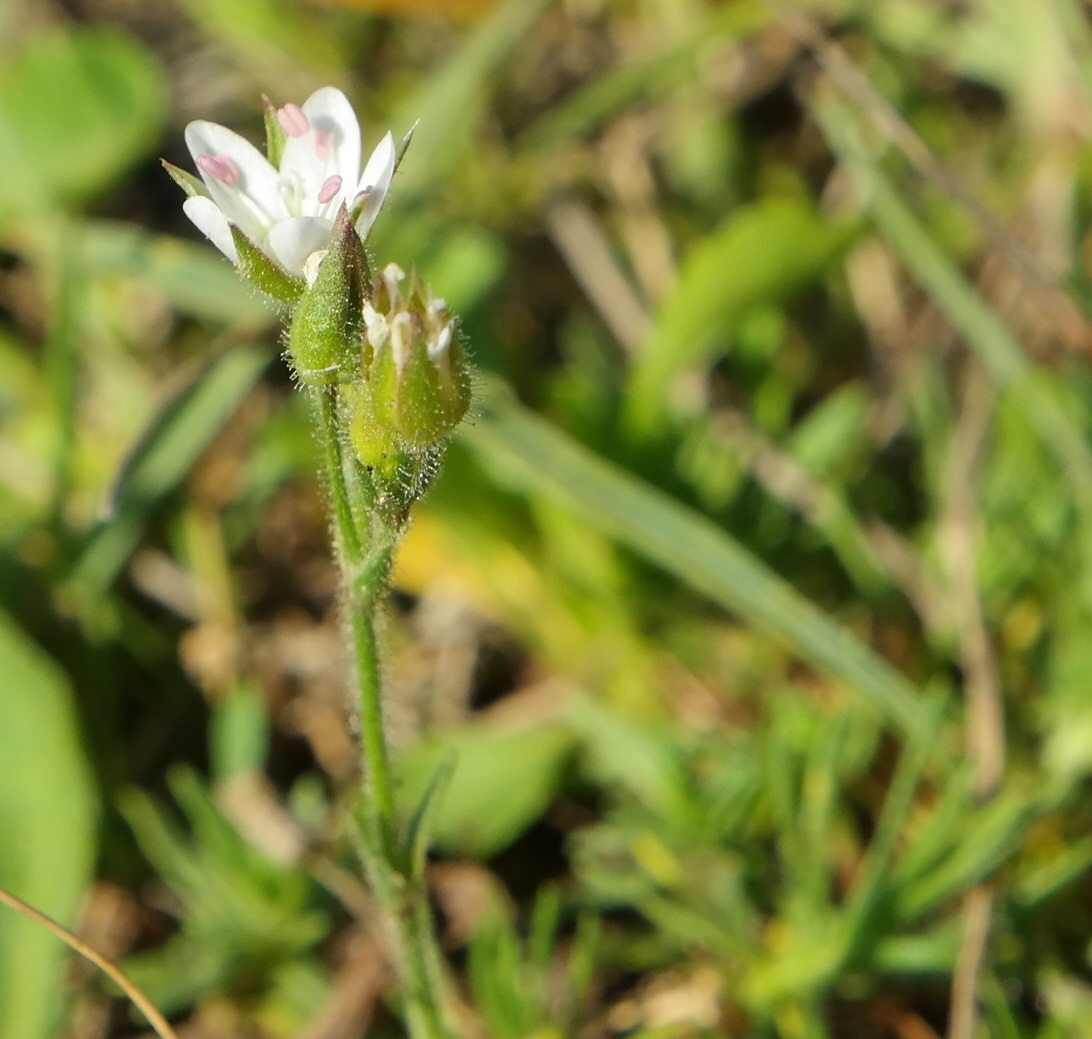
0 28 166 217
462 384 929 737
566 699 697 827
176 0 347 80
78 222 275 326
788 382 871 476
0 610 96 1039
629 197 857 424
397 724 577 859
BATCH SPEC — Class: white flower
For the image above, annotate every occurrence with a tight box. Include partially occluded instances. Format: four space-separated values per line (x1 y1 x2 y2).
181 87 396 278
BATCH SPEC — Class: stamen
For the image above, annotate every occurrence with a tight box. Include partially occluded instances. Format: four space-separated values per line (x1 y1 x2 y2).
318 175 343 205
314 129 333 162
196 154 240 186
279 171 304 216
277 103 310 138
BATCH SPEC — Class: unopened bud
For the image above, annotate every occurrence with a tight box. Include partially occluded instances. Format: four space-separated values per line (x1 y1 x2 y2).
286 206 368 386
354 264 471 454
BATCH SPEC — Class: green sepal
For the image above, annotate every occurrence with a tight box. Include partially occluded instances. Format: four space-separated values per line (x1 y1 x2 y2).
396 120 419 171
348 384 402 477
287 207 367 385
262 94 287 168
370 331 470 449
229 226 306 305
375 343 437 445
161 159 205 199
434 333 473 431
347 383 442 520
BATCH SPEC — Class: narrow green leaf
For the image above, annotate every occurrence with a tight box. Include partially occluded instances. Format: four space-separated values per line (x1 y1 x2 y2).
397 723 577 859
838 692 948 950
1014 834 1092 909
388 0 554 203
69 343 270 599
404 752 456 880
210 683 271 782
896 789 1050 920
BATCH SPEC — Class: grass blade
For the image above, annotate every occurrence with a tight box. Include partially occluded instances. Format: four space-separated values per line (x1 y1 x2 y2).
818 97 1092 497
462 383 929 736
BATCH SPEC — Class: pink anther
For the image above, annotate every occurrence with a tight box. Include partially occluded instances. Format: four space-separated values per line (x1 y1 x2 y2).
318 175 343 204
277 103 310 138
314 129 333 163
196 154 240 186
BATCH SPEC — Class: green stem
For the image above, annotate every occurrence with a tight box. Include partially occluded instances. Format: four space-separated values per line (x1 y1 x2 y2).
352 810 451 1039
311 383 452 1039
316 387 363 562
349 597 396 841
314 386 395 838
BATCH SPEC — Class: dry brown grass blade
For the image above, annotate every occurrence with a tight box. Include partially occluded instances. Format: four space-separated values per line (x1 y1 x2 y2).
0 884 182 1039
764 0 1090 334
937 366 1005 1039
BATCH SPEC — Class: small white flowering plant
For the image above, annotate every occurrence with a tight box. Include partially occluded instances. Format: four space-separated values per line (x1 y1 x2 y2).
166 87 395 290
167 88 468 1039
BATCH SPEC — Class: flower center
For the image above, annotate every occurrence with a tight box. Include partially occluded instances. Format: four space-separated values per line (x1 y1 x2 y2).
196 154 240 186
279 170 305 216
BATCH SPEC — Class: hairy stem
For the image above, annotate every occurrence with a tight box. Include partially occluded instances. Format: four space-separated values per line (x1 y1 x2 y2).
311 383 452 1039
349 591 396 841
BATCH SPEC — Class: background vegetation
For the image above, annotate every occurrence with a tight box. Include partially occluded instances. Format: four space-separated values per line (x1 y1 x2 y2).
2 0 1092 1035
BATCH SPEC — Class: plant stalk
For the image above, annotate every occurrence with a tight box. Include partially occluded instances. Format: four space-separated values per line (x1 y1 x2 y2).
311 383 452 1039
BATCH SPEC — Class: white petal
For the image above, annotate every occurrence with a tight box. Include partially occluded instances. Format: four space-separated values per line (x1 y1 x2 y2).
183 195 239 263
281 87 361 216
184 120 286 241
267 216 336 276
354 131 396 238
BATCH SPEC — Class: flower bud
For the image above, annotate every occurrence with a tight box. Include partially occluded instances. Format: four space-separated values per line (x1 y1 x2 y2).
286 206 368 386
352 264 471 457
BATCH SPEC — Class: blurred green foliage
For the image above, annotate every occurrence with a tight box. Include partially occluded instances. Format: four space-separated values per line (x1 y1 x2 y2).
3 0 1092 1036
